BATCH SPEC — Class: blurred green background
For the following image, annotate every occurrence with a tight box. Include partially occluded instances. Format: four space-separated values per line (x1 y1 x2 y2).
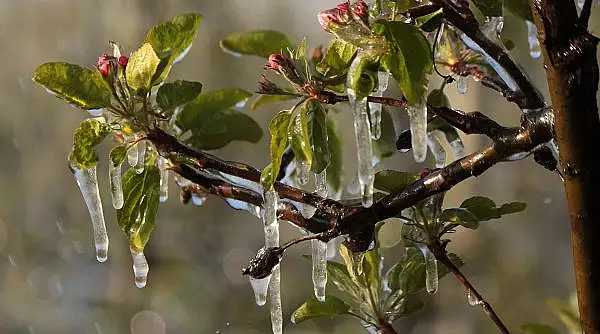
0 0 574 333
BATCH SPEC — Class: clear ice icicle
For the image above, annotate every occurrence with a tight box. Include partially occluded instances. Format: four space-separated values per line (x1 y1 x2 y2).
269 266 283 334
526 21 541 58
109 163 123 209
130 247 149 288
419 245 438 294
127 137 138 167
407 102 428 163
135 140 146 174
467 289 478 306
158 157 169 202
450 138 466 159
311 239 327 302
249 274 272 306
73 166 109 262
296 159 310 185
315 170 328 198
457 76 468 94
263 189 281 334
427 131 446 168
347 54 375 207
369 72 390 140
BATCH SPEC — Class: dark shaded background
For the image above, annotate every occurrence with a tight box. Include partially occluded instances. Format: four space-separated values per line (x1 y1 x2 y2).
0 1 573 333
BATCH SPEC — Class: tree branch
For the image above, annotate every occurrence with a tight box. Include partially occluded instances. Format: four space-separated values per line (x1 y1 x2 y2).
579 0 593 27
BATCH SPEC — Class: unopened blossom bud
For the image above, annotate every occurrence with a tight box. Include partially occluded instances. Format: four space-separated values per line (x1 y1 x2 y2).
257 76 287 95
118 56 128 68
265 54 303 86
97 53 113 77
352 1 369 23
318 1 370 33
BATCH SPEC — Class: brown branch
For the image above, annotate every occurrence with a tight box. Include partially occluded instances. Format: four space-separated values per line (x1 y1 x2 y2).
431 240 510 334
530 1 600 332
431 0 545 109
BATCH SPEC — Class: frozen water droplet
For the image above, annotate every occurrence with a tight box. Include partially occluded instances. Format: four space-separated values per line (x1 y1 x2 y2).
457 76 468 94
73 166 109 262
130 247 149 288
191 193 206 206
467 289 478 306
526 21 542 58
368 72 390 140
135 140 146 174
158 157 169 202
249 274 272 306
407 102 428 163
311 239 327 302
235 98 249 109
109 162 124 209
427 131 446 168
419 245 438 294
296 159 310 185
450 138 466 160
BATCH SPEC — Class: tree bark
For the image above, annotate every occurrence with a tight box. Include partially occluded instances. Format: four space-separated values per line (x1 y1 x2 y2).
530 1 600 332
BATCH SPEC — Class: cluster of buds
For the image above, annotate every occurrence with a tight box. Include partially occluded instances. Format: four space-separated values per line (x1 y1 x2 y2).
256 75 290 95
96 53 128 78
265 54 305 86
317 0 369 33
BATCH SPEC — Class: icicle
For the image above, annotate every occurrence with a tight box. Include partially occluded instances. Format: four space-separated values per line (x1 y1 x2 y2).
249 274 272 306
427 131 446 168
467 289 478 306
369 72 390 140
73 166 109 262
419 245 438 294
526 21 541 58
262 189 282 333
347 53 375 207
326 238 337 260
315 170 328 198
450 138 466 159
109 162 123 209
130 247 149 288
311 239 327 302
296 159 310 185
457 76 468 94
407 102 428 163
135 140 146 174
127 136 138 167
158 157 169 202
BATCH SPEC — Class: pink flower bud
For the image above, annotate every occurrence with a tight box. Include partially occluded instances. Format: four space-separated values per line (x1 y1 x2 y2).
265 54 303 85
257 75 285 95
97 53 114 77
118 56 128 68
318 8 349 33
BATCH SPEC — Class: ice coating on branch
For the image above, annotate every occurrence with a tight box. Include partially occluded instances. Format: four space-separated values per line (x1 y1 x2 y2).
427 131 446 168
73 166 108 262
350 251 365 277
127 136 139 167
457 76 468 94
296 159 310 185
130 247 149 288
467 289 478 306
249 274 272 306
450 138 466 160
109 163 124 209
158 157 169 202
311 239 328 302
419 245 438 294
408 102 428 163
526 21 541 58
369 71 390 139
135 140 146 174
263 189 281 334
327 238 337 260
347 53 375 207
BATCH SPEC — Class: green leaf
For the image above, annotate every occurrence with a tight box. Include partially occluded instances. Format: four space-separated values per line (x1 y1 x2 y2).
396 295 425 317
548 297 581 333
440 208 480 229
117 164 160 251
308 100 330 173
504 0 533 21
109 145 128 168
125 43 161 93
470 0 502 17
521 324 561 334
374 170 418 194
373 108 397 159
176 88 261 150
374 20 433 104
427 89 450 107
68 119 112 169
251 94 297 111
363 246 381 303
144 13 203 82
291 295 351 324
288 102 313 167
219 30 293 58
33 62 112 110
317 38 357 77
156 80 203 112
416 8 444 32
346 53 375 99
460 196 527 221
326 260 362 303
427 117 460 143
261 109 292 189
326 117 343 193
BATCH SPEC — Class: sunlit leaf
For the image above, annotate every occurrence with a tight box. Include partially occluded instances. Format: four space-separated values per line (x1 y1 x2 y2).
261 109 292 188
68 119 112 169
109 145 128 168
126 43 161 93
373 108 397 159
308 99 330 173
317 38 357 77
439 208 480 229
374 170 418 194
460 196 526 221
288 102 313 168
220 30 293 58
326 117 343 193
291 296 351 324
251 94 297 111
156 80 203 113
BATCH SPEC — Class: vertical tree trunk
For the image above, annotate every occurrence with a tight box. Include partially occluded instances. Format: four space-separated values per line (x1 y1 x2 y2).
530 2 600 332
